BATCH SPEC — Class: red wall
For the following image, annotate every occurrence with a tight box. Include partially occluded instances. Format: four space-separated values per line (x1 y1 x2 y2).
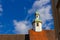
29 30 55 40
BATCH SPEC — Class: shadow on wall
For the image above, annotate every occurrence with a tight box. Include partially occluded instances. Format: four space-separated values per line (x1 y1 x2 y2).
25 34 30 40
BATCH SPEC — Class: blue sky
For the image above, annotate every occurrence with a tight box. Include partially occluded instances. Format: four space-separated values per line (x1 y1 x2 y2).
0 0 54 34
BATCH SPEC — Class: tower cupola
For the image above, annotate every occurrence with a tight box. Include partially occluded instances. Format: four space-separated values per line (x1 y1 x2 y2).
32 11 42 32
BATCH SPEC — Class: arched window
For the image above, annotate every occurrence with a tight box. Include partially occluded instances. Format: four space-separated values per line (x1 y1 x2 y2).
37 23 39 26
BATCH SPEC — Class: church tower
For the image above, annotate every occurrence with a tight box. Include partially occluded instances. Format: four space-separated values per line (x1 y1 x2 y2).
29 11 55 40
32 11 42 32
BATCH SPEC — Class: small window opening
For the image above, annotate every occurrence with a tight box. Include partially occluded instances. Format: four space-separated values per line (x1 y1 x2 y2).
37 23 39 26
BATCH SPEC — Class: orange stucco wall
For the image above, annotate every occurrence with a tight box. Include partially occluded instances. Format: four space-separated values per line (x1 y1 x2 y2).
29 30 48 40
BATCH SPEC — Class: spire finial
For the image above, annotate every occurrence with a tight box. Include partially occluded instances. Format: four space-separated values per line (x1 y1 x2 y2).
35 10 39 15
36 10 38 13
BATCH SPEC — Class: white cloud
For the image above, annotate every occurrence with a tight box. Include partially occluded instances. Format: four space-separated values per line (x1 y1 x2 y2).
13 20 32 34
38 5 53 24
33 0 50 8
45 26 51 30
28 0 50 14
43 22 53 30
